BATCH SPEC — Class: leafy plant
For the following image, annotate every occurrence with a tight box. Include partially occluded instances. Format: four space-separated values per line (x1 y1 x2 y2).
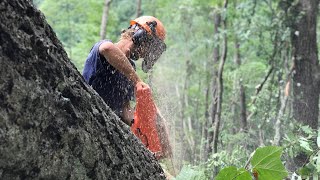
215 146 288 180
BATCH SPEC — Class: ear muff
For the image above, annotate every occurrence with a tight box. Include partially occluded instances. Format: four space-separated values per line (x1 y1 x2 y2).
132 28 147 45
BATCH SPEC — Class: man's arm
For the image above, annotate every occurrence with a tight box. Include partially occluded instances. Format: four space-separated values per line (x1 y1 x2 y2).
99 41 141 85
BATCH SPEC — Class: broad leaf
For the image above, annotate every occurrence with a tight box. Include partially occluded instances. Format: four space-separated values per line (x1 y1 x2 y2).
251 146 288 180
215 166 251 180
299 138 313 152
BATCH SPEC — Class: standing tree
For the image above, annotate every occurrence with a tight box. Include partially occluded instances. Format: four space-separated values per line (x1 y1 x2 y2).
283 0 320 171
0 1 165 179
136 0 142 18
100 0 112 40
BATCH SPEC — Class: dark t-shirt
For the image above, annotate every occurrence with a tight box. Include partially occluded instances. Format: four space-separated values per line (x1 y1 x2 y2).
82 40 135 115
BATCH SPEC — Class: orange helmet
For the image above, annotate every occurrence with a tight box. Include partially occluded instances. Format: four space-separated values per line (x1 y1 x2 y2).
130 16 166 41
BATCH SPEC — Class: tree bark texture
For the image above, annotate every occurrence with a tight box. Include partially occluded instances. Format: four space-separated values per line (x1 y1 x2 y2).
0 1 165 179
100 0 112 40
288 0 320 172
291 0 320 130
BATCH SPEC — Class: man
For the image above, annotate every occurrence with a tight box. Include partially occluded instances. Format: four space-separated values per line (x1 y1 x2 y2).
82 16 166 126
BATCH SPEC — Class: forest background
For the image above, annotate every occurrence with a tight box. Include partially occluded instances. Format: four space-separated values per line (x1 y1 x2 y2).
33 0 320 179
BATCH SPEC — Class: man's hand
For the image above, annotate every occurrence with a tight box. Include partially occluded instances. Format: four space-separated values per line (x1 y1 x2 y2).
135 81 150 91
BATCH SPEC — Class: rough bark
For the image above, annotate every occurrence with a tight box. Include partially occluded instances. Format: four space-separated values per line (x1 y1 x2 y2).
289 0 320 172
0 1 165 179
291 0 319 130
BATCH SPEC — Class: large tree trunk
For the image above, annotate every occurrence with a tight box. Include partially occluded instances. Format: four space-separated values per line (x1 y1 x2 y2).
0 1 165 179
288 0 320 172
291 0 319 130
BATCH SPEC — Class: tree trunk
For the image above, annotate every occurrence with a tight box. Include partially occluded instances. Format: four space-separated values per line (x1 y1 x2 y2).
0 1 165 179
207 9 221 157
233 35 247 132
291 0 319 130
212 0 228 176
180 60 195 162
213 0 228 155
100 0 112 40
289 0 320 171
136 0 142 18
201 75 210 162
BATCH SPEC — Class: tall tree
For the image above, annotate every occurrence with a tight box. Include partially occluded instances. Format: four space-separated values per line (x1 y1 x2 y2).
291 0 320 129
207 7 221 158
212 0 228 156
100 0 112 40
285 0 320 171
232 36 247 132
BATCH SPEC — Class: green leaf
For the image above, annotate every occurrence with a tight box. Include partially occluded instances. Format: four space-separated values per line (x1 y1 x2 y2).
215 166 251 180
301 125 313 135
174 165 206 180
315 154 320 172
299 138 313 152
251 146 288 180
298 163 315 176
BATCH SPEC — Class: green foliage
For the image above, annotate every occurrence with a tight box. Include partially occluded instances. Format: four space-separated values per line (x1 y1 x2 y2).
251 146 288 180
215 167 251 180
215 146 288 180
174 165 206 180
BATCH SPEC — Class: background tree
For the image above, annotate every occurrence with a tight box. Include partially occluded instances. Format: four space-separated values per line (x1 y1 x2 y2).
282 0 320 172
100 0 112 40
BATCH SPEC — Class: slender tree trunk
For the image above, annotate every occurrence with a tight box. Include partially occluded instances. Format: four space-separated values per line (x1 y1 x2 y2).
207 9 221 158
273 47 291 146
175 84 184 171
100 0 112 40
202 75 210 161
136 0 142 18
212 0 228 176
239 84 247 131
213 0 228 155
233 35 247 132
180 60 195 162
